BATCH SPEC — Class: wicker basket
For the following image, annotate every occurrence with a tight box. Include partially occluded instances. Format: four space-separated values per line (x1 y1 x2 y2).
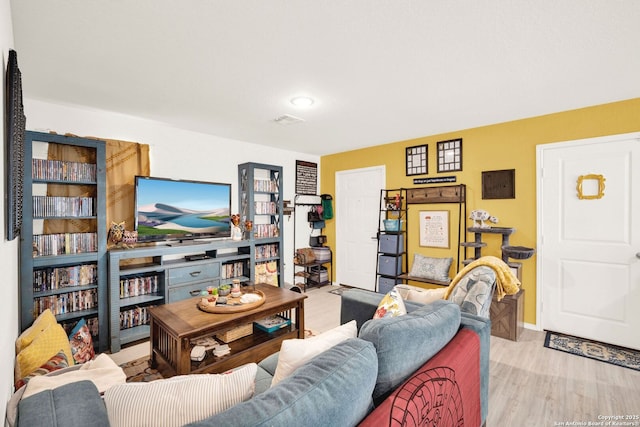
216 323 253 343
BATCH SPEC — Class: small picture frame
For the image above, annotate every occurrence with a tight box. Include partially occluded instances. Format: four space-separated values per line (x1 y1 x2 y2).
406 144 428 176
437 138 462 173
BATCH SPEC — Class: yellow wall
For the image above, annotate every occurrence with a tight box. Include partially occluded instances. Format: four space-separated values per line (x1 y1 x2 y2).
321 97 640 325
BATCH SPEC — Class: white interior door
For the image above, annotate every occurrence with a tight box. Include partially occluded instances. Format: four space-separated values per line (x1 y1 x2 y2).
538 133 640 350
336 166 385 291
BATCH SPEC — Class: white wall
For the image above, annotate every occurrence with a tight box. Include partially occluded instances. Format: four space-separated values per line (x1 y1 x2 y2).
1 0 19 422
24 98 320 288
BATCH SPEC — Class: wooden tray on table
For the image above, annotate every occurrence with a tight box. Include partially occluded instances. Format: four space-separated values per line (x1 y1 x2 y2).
197 290 265 313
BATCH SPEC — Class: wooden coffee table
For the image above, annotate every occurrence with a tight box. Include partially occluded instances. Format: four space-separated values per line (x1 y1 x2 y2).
148 283 307 376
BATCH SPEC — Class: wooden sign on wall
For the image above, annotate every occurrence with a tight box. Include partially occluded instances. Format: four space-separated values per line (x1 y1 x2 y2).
482 169 515 199
295 160 317 195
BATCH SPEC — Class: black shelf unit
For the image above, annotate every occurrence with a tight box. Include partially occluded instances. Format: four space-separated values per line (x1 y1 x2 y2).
375 189 408 293
294 248 333 291
292 194 333 292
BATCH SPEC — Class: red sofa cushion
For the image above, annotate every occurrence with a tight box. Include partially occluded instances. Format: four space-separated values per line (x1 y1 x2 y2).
359 328 481 427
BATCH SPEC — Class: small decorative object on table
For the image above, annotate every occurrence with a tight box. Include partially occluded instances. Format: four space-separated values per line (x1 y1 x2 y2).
197 290 265 313
243 219 253 240
190 345 206 362
230 214 243 240
108 221 138 248
231 279 242 298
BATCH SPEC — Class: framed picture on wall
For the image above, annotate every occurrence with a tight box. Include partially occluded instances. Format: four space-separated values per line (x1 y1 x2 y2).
406 144 428 176
419 210 449 248
437 138 462 173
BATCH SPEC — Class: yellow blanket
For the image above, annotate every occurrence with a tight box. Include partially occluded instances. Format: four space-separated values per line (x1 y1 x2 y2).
443 256 521 301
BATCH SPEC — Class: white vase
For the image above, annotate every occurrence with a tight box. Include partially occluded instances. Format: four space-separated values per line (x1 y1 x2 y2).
231 225 242 240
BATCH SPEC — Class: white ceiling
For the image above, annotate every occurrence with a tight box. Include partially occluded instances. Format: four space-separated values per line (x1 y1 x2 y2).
10 1 640 156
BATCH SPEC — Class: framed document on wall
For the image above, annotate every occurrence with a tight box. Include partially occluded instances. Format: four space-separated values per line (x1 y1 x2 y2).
419 210 449 248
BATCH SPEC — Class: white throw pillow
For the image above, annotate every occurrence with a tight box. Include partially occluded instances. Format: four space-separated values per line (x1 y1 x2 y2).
395 284 447 304
271 320 357 386
103 363 257 427
22 353 125 399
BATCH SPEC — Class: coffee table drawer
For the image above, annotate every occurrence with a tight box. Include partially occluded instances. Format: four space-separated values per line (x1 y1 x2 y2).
167 280 220 303
169 263 220 285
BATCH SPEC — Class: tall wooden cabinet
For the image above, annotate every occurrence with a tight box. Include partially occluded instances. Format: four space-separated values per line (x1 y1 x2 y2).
238 163 284 286
20 131 108 352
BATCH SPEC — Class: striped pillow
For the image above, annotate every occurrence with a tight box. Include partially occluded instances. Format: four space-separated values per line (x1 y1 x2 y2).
103 363 257 427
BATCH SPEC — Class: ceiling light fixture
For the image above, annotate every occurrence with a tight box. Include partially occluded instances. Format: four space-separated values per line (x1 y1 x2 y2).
290 96 315 107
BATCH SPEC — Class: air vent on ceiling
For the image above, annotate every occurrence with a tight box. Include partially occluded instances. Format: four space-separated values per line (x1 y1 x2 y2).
274 114 305 125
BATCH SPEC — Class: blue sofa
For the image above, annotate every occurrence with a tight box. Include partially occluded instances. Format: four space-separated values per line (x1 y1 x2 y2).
14 290 490 427
339 288 491 426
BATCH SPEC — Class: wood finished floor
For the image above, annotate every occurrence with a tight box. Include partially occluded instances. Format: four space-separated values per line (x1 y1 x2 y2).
110 285 640 425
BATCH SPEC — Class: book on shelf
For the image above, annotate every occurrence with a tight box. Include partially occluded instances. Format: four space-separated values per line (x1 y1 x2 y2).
32 232 97 257
119 305 154 330
254 315 291 333
32 158 97 182
33 263 98 292
32 196 94 217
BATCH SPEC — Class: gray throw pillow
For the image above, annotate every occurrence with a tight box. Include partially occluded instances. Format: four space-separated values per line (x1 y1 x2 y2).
408 254 452 281
359 299 461 403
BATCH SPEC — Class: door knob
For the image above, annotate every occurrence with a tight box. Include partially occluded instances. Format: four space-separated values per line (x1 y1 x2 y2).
636 252 640 259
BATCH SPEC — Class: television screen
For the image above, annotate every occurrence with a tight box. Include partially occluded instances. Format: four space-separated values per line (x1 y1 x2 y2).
134 176 231 242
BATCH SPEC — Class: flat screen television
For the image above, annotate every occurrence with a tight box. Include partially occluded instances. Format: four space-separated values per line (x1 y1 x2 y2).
134 176 232 243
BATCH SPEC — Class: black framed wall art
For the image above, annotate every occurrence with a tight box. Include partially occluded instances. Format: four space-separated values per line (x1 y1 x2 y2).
437 138 462 173
406 144 428 176
5 49 26 241
295 160 317 195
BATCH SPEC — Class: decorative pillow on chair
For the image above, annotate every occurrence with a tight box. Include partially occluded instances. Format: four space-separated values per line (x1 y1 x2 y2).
69 318 95 364
14 350 69 390
15 309 57 354
408 254 452 282
373 287 406 319
22 353 125 399
394 284 447 305
271 320 357 385
15 323 74 383
447 265 496 318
